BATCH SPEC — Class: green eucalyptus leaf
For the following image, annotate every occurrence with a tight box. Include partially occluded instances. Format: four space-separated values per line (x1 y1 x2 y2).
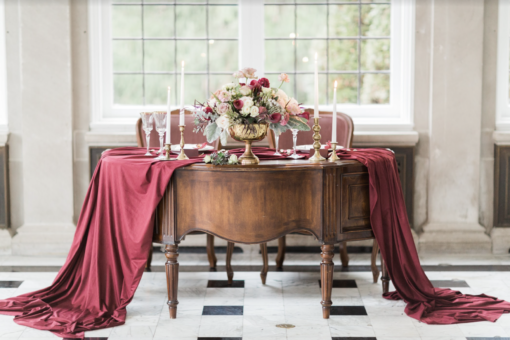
205 122 222 143
286 116 311 131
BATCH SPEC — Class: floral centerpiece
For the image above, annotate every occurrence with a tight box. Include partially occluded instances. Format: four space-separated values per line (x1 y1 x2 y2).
193 68 311 164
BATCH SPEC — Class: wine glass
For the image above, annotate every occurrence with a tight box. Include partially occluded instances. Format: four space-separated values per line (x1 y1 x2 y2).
288 129 301 159
153 111 167 154
273 130 282 156
140 112 154 156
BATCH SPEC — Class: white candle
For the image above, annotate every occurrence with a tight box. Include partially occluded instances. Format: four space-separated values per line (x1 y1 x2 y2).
166 86 171 144
179 61 185 126
314 53 319 118
332 81 337 143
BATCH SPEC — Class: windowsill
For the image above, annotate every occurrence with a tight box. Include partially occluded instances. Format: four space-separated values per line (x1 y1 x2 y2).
493 130 510 145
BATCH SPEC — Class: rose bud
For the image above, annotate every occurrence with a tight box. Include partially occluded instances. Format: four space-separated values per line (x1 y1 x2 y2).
258 77 270 88
233 99 244 110
269 112 282 123
250 79 258 86
204 106 213 113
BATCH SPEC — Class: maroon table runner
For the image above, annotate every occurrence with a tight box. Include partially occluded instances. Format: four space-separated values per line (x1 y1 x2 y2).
0 147 508 338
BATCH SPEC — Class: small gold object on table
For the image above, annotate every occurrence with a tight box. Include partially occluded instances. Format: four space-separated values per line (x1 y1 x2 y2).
177 125 189 160
229 123 269 165
328 142 340 162
309 117 326 163
161 143 175 161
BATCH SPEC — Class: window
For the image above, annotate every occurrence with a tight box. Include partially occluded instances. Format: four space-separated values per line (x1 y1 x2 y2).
497 0 510 130
0 0 7 132
89 0 414 131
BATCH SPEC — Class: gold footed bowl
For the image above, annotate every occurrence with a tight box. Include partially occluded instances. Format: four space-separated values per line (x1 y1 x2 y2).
228 123 269 165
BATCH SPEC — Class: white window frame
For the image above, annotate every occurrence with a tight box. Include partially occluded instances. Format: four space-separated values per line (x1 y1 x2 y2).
0 0 8 133
89 0 415 133
497 0 510 131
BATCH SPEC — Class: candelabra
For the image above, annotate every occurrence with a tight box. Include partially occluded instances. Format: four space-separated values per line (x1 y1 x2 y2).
309 117 326 163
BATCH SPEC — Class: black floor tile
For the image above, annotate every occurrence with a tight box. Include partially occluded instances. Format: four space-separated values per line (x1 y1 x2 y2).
202 306 243 316
430 279 469 288
0 281 23 288
318 279 357 288
154 245 243 254
330 306 367 316
207 280 244 288
197 338 242 340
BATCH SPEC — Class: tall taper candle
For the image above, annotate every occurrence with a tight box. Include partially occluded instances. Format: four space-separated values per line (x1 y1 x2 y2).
166 86 171 144
179 61 185 126
332 81 337 143
314 53 319 118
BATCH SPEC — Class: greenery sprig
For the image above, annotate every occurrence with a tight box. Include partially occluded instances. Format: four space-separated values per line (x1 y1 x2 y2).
204 150 239 165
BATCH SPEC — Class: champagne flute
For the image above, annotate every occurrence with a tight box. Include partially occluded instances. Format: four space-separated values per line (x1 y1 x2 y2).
140 112 154 156
273 130 282 156
288 129 301 159
153 111 167 154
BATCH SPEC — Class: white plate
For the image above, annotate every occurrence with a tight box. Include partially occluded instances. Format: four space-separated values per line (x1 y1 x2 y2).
295 144 344 150
171 144 214 151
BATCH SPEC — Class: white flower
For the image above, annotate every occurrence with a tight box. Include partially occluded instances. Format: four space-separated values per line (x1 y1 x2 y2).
250 106 259 117
233 71 244 79
241 97 253 108
262 87 272 95
240 67 257 79
222 82 236 90
241 105 252 116
208 98 217 108
204 155 212 163
215 115 230 130
228 154 238 164
240 85 251 96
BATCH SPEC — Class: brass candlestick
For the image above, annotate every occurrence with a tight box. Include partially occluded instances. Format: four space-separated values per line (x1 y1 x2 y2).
177 125 189 160
309 117 326 163
328 142 340 162
162 143 176 161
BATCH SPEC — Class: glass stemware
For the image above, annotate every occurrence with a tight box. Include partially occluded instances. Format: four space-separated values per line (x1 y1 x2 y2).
288 129 301 159
273 130 282 156
140 112 154 156
153 111 167 154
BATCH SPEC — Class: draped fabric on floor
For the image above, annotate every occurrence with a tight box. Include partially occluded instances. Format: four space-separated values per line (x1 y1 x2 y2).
0 147 509 338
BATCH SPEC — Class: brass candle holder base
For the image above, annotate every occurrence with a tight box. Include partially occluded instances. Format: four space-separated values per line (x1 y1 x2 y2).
177 125 189 160
160 143 176 161
328 142 340 162
309 117 326 163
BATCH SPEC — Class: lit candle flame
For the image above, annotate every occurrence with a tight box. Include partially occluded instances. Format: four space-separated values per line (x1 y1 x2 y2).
181 61 185 67
334 81 337 89
168 86 171 91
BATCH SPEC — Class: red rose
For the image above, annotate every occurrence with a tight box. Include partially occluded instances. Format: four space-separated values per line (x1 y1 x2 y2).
204 106 213 114
297 111 310 120
269 112 282 123
233 99 244 110
250 80 258 86
258 77 270 88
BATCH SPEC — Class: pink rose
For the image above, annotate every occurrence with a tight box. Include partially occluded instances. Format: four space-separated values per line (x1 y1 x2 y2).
233 70 244 79
281 112 290 126
259 107 267 115
241 67 257 79
286 103 302 115
258 77 270 88
219 90 231 102
278 73 290 83
217 103 230 114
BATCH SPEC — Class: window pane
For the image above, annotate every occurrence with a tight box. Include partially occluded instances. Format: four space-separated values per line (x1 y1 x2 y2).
144 5 174 38
329 5 359 37
179 74 208 105
360 74 389 104
113 40 143 72
329 74 358 104
265 5 295 38
114 75 143 105
209 40 238 72
265 40 295 73
209 6 238 38
296 40 327 72
210 74 236 93
296 5 327 38
176 6 206 37
360 39 390 71
329 40 358 71
296 74 327 105
361 4 390 36
145 41 175 72
176 40 208 72
112 5 142 38
508 72 510 103
146 75 174 106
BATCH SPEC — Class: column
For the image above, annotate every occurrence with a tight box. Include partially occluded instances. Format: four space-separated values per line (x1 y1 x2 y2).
418 0 491 253
11 0 75 256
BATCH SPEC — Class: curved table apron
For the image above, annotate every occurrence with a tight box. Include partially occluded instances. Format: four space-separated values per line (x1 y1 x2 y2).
153 159 375 319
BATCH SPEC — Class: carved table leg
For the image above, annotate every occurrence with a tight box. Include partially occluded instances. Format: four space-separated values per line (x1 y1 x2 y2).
381 256 390 294
260 243 268 284
165 244 179 319
275 236 286 270
320 244 335 319
371 239 380 283
226 242 235 285
145 243 153 271
206 234 217 269
338 241 349 267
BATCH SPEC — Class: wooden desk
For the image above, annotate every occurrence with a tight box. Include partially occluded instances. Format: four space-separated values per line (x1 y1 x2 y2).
153 159 385 319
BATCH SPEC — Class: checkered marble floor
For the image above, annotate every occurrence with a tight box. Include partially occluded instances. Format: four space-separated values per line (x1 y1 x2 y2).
1 250 510 340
